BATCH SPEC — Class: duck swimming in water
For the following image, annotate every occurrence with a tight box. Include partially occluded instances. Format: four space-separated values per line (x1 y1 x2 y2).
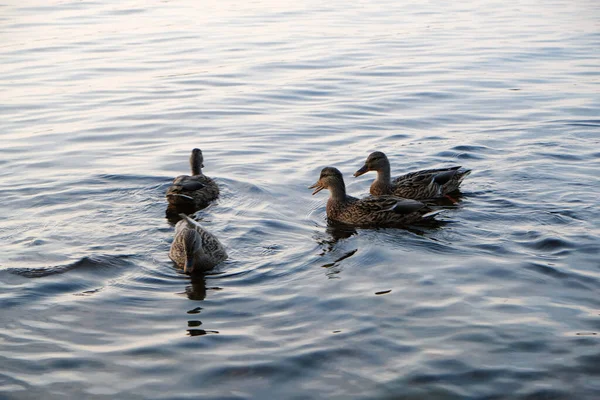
166 148 219 213
353 151 471 200
169 213 228 274
309 167 439 228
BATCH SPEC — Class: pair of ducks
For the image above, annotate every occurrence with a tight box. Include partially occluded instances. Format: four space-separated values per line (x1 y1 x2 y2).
310 151 471 227
167 149 471 274
166 149 226 275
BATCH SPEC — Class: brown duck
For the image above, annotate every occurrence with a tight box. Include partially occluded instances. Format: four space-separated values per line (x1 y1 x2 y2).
354 151 471 200
166 148 219 212
309 167 438 228
169 213 228 274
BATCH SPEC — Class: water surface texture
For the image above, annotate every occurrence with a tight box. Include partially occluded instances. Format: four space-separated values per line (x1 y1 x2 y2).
2 1 600 399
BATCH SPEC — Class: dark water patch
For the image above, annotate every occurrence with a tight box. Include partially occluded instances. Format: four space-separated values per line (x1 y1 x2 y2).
519 389 571 400
535 152 585 161
42 356 106 371
560 119 600 127
472 243 513 256
482 264 521 280
434 150 485 160
7 254 135 278
496 340 550 353
518 236 574 252
96 173 170 183
450 144 496 154
523 262 570 280
420 135 446 141
570 352 600 376
522 262 599 290
411 91 457 100
130 273 181 287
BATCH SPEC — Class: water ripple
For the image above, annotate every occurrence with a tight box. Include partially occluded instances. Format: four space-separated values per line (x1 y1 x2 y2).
1 0 600 398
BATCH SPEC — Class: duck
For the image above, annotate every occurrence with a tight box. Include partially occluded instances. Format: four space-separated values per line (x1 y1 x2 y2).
169 213 228 274
309 167 438 228
166 148 219 212
353 151 471 200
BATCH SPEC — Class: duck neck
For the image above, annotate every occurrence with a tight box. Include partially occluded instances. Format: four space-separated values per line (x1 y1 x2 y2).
327 180 347 202
375 164 392 185
190 156 202 175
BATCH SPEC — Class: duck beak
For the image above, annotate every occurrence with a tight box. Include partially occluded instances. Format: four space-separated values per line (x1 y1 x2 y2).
308 181 325 195
353 164 369 177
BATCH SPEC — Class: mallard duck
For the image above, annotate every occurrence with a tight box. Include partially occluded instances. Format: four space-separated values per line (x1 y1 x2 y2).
309 167 437 227
169 213 228 274
353 151 471 200
166 148 219 211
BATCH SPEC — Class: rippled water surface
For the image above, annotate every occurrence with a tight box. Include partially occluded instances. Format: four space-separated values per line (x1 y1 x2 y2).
2 0 600 398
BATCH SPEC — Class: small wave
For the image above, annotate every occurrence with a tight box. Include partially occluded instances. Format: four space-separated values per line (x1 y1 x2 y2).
8 254 134 278
518 236 575 252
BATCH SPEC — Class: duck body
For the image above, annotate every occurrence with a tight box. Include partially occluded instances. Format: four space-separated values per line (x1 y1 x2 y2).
354 151 471 200
169 213 228 274
166 148 219 212
310 167 437 228
166 174 219 209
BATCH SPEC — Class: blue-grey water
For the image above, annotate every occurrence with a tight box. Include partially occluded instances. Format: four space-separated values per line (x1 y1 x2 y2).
1 1 599 399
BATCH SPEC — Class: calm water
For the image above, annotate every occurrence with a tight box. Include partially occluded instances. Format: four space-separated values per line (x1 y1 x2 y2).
1 0 600 398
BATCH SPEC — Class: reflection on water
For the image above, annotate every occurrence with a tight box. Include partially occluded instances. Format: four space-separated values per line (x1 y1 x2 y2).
1 0 600 398
185 276 208 301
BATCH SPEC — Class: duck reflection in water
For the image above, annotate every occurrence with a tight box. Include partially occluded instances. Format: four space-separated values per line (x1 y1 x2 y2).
183 273 222 336
310 224 358 278
313 224 357 255
185 274 208 301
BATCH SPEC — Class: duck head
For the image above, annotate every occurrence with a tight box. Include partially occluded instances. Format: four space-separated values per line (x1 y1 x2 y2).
309 167 345 195
190 148 205 175
353 151 389 177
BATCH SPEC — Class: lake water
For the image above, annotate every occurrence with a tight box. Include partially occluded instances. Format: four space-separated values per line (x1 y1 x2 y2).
1 0 599 398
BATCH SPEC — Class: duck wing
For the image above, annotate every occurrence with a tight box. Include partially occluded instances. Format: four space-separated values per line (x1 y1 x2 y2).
179 214 228 262
393 166 462 184
180 180 206 191
390 166 467 199
358 196 426 215
432 169 460 185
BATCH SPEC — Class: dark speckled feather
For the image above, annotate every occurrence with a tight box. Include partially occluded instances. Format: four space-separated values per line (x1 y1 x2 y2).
166 148 219 212
169 214 227 274
311 167 438 228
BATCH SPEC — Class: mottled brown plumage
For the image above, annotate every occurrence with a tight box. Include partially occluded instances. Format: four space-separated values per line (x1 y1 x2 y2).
354 151 471 200
166 148 219 212
310 167 438 228
169 214 228 274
